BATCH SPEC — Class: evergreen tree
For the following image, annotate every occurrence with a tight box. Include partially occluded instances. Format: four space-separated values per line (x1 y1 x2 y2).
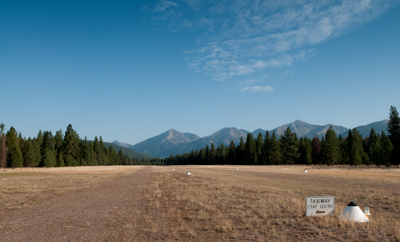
41 131 56 167
80 137 92 166
6 126 22 167
236 137 246 165
33 130 43 167
311 136 322 165
209 143 216 164
199 148 206 164
23 138 36 167
118 149 125 165
57 152 65 167
380 132 393 166
322 126 340 166
63 124 80 166
387 106 400 167
54 129 64 164
255 133 263 165
338 136 348 165
9 146 23 167
298 137 312 165
227 141 236 164
99 136 109 165
43 149 57 167
347 129 364 166
108 145 116 165
245 133 256 165
262 131 271 165
217 143 226 164
0 123 7 168
367 129 381 166
205 145 210 164
269 131 282 165
253 151 258 165
280 127 299 164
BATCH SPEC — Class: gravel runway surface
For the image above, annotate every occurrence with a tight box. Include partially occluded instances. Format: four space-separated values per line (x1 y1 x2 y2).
0 167 151 241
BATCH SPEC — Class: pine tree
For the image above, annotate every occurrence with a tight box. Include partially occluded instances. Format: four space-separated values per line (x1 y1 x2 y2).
6 126 23 167
298 138 312 165
43 149 57 167
366 129 380 166
209 143 216 164
0 123 7 168
33 130 43 167
311 136 322 165
205 145 210 164
269 131 282 165
321 126 340 166
99 136 109 165
41 131 56 167
199 148 206 164
236 137 246 165
217 143 226 164
9 146 23 167
57 152 65 167
255 133 263 165
118 149 125 165
347 129 364 166
387 106 400 167
280 127 299 164
338 135 348 165
227 141 236 164
245 133 256 165
262 131 271 165
63 124 80 166
380 132 393 167
23 138 36 167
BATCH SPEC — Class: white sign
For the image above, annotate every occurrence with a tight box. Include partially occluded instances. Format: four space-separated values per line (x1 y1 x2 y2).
305 196 335 217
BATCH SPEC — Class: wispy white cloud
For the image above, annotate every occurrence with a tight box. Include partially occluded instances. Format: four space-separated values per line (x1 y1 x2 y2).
152 0 395 83
240 86 273 93
154 0 178 12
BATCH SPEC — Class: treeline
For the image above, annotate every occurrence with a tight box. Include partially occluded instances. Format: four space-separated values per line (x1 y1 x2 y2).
0 124 149 168
164 106 400 167
1 106 399 168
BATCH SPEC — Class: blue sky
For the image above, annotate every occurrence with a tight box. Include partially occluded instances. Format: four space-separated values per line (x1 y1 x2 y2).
1 0 400 145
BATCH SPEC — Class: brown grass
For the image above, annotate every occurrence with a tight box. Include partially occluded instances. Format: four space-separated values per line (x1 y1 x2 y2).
0 166 143 211
141 165 400 241
2 165 400 241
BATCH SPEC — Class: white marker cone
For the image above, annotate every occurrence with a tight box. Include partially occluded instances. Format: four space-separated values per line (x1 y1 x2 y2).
340 201 369 222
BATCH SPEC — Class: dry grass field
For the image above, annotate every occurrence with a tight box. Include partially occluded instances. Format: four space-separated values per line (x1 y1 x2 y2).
142 166 400 241
0 166 143 212
1 165 400 241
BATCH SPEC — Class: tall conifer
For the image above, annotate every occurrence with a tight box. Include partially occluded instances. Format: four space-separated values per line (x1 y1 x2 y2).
0 123 7 168
322 126 340 166
388 106 400 167
280 127 299 164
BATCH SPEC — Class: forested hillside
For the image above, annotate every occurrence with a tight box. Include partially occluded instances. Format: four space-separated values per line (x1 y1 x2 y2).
164 106 400 167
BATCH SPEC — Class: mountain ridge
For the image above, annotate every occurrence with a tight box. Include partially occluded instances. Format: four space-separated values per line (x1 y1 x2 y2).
116 120 389 158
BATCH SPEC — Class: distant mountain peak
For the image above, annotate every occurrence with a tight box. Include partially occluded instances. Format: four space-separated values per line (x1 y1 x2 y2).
111 140 133 148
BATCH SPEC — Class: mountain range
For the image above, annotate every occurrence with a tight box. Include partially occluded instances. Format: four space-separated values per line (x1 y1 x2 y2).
112 119 389 158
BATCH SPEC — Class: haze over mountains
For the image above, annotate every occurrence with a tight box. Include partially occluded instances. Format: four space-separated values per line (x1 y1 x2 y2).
113 120 389 158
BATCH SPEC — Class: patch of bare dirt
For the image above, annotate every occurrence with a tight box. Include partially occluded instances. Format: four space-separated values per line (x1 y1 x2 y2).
0 167 151 241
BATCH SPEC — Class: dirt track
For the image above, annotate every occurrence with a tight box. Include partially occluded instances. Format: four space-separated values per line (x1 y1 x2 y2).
0 167 151 241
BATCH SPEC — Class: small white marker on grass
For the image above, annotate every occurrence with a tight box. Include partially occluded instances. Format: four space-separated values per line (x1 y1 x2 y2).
186 172 192 175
